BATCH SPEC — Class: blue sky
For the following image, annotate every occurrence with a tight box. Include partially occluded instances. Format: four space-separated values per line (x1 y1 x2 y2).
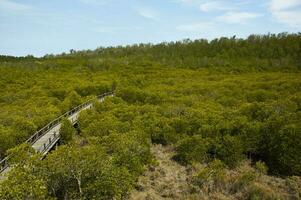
0 0 300 56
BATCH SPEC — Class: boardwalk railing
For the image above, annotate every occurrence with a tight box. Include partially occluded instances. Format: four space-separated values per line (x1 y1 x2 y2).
0 159 8 174
0 91 114 173
38 131 60 154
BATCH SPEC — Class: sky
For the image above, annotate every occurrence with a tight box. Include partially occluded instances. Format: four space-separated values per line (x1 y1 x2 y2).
0 0 300 57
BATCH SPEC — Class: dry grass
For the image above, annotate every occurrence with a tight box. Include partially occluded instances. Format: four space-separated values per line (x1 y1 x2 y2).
129 144 190 200
129 145 301 200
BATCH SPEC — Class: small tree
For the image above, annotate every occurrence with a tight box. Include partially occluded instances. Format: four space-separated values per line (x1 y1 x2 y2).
0 144 51 200
60 118 75 144
0 167 51 200
111 80 117 91
7 143 37 166
173 135 209 165
0 125 14 159
216 135 244 168
60 91 82 112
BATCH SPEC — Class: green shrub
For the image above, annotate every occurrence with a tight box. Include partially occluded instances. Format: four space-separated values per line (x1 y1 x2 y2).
83 166 134 200
98 132 152 176
148 118 176 145
215 135 245 168
0 167 51 200
261 124 301 176
60 118 75 144
173 135 209 165
59 91 82 112
255 161 268 175
117 87 147 104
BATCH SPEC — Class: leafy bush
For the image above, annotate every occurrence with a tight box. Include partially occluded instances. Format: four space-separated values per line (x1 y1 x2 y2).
173 135 209 165
215 135 245 168
117 87 147 104
145 117 177 145
59 118 75 144
261 123 301 176
39 144 137 199
98 132 152 176
255 161 268 175
0 167 51 200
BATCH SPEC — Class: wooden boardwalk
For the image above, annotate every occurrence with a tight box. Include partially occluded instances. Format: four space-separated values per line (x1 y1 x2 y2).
0 92 114 180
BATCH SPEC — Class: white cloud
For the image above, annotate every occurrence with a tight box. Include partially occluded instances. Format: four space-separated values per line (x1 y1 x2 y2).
136 7 158 20
270 0 301 11
0 0 31 12
216 11 262 24
176 22 214 32
269 0 301 27
199 1 234 12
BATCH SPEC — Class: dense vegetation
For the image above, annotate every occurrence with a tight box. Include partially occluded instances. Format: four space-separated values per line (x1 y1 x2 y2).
0 33 301 199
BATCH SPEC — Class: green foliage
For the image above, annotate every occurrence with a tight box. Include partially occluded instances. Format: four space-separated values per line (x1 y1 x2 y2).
60 91 82 112
255 161 268 175
215 135 245 168
7 143 38 167
59 118 75 144
0 167 51 200
148 117 176 145
97 131 152 176
65 33 301 72
39 143 137 199
0 144 51 200
13 117 37 135
117 87 147 104
83 166 134 200
75 84 110 97
117 87 164 105
0 125 14 158
173 135 208 165
260 121 301 175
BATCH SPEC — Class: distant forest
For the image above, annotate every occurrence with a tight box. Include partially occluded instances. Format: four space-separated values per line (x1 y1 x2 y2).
1 32 301 72
0 33 300 199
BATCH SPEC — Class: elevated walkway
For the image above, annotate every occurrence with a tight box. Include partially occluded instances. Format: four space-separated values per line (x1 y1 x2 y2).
0 92 114 180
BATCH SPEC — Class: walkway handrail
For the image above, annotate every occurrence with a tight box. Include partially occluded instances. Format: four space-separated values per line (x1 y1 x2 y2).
0 158 8 173
0 91 114 173
38 132 60 154
26 91 114 145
